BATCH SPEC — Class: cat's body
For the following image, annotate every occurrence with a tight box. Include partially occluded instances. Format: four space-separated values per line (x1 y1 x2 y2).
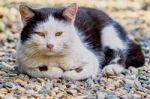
17 3 145 80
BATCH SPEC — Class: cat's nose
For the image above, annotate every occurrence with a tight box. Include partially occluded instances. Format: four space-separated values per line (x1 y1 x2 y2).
47 43 54 49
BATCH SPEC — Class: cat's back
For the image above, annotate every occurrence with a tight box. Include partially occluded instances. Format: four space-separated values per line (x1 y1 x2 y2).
75 7 113 27
74 7 113 51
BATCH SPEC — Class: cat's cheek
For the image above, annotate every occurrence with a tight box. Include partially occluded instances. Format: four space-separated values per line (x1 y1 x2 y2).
32 35 47 46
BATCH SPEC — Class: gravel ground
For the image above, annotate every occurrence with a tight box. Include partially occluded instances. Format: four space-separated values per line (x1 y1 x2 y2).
0 0 150 99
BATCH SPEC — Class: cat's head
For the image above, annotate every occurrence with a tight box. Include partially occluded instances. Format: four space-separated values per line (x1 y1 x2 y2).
19 3 78 56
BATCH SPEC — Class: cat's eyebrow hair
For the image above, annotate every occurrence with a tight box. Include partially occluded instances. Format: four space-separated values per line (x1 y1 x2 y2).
29 18 39 22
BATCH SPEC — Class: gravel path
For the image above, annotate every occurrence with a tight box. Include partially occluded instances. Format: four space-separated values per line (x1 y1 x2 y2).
0 0 150 99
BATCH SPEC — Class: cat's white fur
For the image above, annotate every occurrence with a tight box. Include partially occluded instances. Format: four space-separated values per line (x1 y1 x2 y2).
17 16 100 80
101 25 126 75
101 25 126 50
102 64 124 76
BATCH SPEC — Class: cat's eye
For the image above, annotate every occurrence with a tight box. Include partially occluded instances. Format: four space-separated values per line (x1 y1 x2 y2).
35 32 45 37
55 32 63 37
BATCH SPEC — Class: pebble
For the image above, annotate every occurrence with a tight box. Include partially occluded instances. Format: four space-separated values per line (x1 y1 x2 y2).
50 91 56 97
0 22 5 31
0 88 9 94
4 82 14 88
0 93 5 98
19 96 28 99
0 71 7 76
17 87 26 93
105 92 118 99
144 85 150 90
132 94 141 99
134 80 143 91
58 85 67 91
9 73 17 77
67 90 77 96
38 89 47 94
128 67 138 75
70 96 87 99
116 88 128 96
44 94 52 99
15 79 27 87
144 89 150 93
25 89 35 94
56 92 63 98
96 91 106 99
138 76 148 81
124 83 132 92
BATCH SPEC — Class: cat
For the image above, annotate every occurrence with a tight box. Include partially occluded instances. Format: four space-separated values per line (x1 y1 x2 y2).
16 3 145 80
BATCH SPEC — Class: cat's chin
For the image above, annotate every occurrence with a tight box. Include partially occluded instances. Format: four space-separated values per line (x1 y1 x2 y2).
45 52 56 56
43 51 66 56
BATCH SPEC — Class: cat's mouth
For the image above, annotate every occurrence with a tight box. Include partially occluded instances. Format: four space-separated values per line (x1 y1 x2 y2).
46 52 55 55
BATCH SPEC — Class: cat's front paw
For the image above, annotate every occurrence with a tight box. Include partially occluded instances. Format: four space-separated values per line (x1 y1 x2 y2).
63 71 79 80
102 64 124 76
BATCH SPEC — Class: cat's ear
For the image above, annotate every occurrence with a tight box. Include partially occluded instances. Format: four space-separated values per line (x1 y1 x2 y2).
63 3 78 23
19 5 34 25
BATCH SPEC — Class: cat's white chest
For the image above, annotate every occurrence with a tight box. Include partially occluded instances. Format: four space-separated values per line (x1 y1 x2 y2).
18 52 60 69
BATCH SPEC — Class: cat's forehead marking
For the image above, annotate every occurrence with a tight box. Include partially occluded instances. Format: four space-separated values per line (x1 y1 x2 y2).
38 7 65 21
35 15 70 33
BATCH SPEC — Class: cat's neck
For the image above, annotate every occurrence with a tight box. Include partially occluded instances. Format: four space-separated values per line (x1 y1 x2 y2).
68 29 89 54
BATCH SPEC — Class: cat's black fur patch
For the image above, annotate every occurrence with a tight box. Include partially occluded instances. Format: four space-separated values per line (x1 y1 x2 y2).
39 65 48 71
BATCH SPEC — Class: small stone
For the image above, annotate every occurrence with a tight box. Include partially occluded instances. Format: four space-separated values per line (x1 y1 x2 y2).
128 67 138 75
0 22 5 32
138 76 148 81
16 79 27 87
124 79 134 86
120 95 128 99
56 92 63 98
144 89 150 93
132 94 141 99
0 93 5 98
19 96 28 99
134 80 142 91
9 73 17 77
4 82 14 88
34 85 42 91
70 96 87 99
0 88 9 94
32 94 38 98
124 83 132 92
17 87 26 93
144 85 150 90
75 87 82 93
50 91 56 97
61 95 68 99
38 89 47 94
116 88 128 96
105 92 117 99
67 90 77 96
44 94 52 99
136 91 146 96
53 87 59 92
37 78 45 83
25 89 35 94
97 91 106 99
58 85 66 91
0 71 7 76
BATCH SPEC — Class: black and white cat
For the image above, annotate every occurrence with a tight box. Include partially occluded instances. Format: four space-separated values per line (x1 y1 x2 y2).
17 3 145 80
